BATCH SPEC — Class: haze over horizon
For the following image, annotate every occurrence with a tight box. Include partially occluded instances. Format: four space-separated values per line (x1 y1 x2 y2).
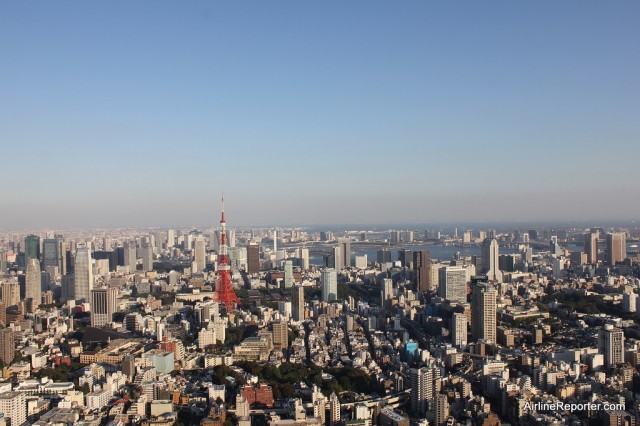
2 1 639 229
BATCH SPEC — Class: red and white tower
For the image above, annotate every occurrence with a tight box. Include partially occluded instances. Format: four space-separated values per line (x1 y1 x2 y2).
215 197 241 311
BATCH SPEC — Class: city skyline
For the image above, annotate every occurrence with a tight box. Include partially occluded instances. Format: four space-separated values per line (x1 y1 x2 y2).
2 1 639 228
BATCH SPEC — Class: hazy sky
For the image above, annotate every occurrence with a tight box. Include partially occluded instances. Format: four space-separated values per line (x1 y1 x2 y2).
1 1 639 229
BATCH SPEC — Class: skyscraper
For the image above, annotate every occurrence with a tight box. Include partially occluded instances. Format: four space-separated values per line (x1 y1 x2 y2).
337 238 351 269
377 249 391 264
292 285 305 322
283 260 294 288
43 238 64 274
381 278 393 308
299 247 309 270
438 266 468 303
599 324 624 368
321 269 338 302
74 246 93 302
124 241 137 272
452 313 467 347
24 234 40 260
398 249 412 268
141 243 153 272
481 239 502 282
246 243 260 274
413 250 431 293
471 279 497 343
25 258 42 307
606 233 627 266
194 236 206 273
90 287 118 328
166 229 175 249
332 246 343 272
584 232 598 264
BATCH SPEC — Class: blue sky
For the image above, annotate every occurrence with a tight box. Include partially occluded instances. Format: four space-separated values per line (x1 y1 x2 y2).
1 1 639 229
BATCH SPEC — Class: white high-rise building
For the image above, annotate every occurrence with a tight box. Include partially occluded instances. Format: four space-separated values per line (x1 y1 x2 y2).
599 324 624 368
25 258 42 306
167 229 175 249
322 269 338 302
74 246 93 302
471 280 497 343
481 238 502 282
452 312 467 347
91 287 118 328
299 248 309 270
438 266 467 303
194 237 206 273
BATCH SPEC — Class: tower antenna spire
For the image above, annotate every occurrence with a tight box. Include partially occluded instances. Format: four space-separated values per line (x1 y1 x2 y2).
214 194 241 311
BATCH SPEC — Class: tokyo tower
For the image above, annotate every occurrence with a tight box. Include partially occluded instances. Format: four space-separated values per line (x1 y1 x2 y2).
214 197 241 311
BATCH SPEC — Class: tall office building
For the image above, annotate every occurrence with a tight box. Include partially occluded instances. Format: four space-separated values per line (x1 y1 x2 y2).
166 229 175 249
283 261 294 288
438 266 467 303
247 243 260 274
299 248 309 270
413 250 431 292
43 238 64 274
141 243 153 272
0 328 15 365
0 249 5 273
24 234 40 260
599 324 624 368
124 241 137 272
74 246 93 302
332 246 343 272
451 313 467 347
321 269 338 302
481 239 502 282
377 249 391 264
90 287 119 328
292 285 305 322
398 249 412 268
606 233 627 266
25 258 42 306
273 230 278 253
1 281 20 308
194 237 206 273
584 232 598 264
337 238 351 269
471 279 497 343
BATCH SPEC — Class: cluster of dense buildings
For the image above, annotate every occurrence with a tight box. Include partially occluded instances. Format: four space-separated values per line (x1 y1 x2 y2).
0 221 638 426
